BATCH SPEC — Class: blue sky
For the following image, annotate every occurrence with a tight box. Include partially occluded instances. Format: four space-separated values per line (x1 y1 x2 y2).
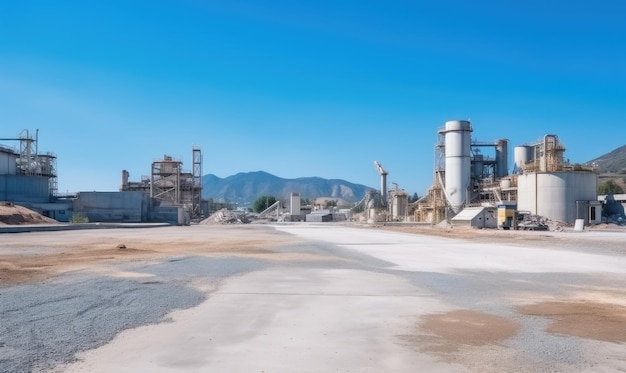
1 1 625 196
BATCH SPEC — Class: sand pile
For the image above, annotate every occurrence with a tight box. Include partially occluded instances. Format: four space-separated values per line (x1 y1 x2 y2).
0 202 58 225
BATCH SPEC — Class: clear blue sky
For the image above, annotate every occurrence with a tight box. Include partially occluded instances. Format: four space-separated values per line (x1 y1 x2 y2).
1 1 625 196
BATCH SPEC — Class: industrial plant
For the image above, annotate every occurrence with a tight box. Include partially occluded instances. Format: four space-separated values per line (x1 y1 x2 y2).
409 120 601 229
0 130 71 220
1 129 203 225
1 121 623 230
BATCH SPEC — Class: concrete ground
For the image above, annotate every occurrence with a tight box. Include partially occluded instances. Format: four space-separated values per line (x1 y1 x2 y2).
1 223 625 372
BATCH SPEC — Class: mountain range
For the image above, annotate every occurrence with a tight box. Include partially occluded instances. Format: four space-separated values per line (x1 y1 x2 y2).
201 171 373 205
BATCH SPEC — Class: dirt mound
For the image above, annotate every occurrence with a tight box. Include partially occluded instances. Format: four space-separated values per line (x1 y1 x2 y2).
0 202 58 225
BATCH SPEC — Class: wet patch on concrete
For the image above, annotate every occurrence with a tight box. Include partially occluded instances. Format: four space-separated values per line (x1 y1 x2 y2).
517 301 626 343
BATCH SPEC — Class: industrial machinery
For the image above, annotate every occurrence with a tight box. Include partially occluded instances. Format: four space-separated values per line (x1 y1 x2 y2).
0 129 58 198
121 147 203 220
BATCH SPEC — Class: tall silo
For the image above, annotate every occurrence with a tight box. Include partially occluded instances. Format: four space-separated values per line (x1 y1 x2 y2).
441 120 473 213
495 139 508 178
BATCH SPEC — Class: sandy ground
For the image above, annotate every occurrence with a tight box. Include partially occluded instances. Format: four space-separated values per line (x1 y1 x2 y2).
0 224 299 287
1 223 625 372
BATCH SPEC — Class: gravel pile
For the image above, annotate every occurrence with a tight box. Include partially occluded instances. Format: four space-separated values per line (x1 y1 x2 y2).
200 208 250 224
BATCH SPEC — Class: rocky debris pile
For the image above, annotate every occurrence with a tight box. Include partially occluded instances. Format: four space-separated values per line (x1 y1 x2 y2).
200 208 250 225
517 214 552 231
0 202 58 225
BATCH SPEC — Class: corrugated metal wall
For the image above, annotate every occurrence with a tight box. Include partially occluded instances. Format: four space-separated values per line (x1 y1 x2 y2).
73 191 149 222
0 175 50 202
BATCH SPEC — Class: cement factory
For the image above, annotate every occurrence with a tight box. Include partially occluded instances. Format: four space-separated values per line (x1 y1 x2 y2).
1 121 624 229
355 119 618 229
408 120 602 229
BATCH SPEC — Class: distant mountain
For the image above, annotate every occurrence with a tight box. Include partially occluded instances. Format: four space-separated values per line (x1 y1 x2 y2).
201 171 374 205
586 144 626 173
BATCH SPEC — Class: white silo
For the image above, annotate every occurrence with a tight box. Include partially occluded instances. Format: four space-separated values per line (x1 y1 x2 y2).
441 120 473 213
290 192 301 216
514 145 532 173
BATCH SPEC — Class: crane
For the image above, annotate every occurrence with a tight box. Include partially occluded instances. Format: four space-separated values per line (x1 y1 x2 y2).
373 161 388 206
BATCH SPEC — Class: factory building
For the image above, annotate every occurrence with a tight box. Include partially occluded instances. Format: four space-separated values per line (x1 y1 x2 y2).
1 129 202 225
415 121 599 227
120 149 203 220
0 130 72 221
76 149 203 224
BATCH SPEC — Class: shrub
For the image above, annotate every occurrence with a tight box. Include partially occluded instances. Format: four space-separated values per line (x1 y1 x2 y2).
69 213 89 224
598 180 624 195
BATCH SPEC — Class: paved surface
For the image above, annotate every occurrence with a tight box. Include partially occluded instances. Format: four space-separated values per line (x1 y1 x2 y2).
1 223 625 372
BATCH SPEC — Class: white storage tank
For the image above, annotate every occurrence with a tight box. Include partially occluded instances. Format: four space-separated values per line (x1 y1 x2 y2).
517 171 597 224
442 120 472 213
514 145 532 173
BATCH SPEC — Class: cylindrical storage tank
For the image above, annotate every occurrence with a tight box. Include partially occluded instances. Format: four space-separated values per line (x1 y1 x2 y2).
443 120 472 213
290 192 301 216
473 154 484 180
514 146 532 173
516 171 597 224
495 139 508 178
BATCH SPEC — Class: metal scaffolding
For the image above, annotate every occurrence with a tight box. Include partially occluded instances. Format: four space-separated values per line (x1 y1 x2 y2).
149 148 203 219
0 129 58 197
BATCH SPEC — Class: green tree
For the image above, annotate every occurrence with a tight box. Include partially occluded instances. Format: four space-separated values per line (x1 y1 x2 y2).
324 199 338 208
253 195 277 213
408 192 420 203
598 180 624 195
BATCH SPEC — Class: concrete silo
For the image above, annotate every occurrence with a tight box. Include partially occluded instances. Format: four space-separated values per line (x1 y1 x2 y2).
439 120 473 213
517 171 597 224
516 135 597 224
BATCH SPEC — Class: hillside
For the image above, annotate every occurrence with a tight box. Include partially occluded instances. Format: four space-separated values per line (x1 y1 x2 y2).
586 145 626 173
202 171 373 205
586 144 626 193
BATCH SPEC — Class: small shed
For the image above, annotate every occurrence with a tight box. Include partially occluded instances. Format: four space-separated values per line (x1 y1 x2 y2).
451 206 497 229
305 210 333 222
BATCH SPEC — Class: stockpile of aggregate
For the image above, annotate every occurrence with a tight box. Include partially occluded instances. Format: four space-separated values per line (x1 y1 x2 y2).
200 208 250 224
